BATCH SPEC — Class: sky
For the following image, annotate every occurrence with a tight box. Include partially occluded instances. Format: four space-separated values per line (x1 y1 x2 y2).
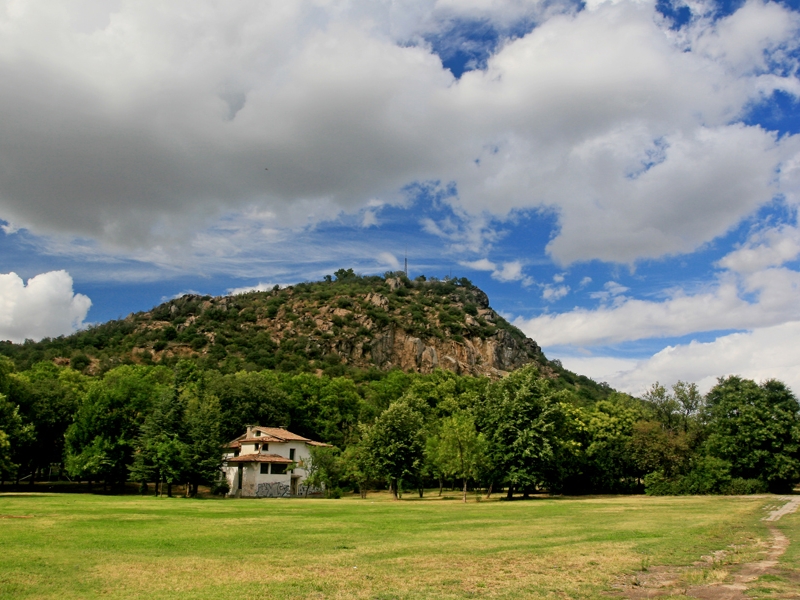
1 0 800 395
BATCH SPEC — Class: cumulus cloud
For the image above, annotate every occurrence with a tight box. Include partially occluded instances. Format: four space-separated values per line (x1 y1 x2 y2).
556 322 800 396
0 271 91 342
461 258 533 285
542 284 570 301
0 0 797 268
517 265 800 346
717 224 800 273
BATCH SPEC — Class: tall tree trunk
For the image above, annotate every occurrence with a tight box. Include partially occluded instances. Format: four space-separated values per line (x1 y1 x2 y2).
462 478 467 503
391 478 398 500
506 484 514 500
359 484 367 499
418 486 424 498
438 477 443 497
486 482 493 499
522 487 530 500
29 467 36 487
167 482 172 497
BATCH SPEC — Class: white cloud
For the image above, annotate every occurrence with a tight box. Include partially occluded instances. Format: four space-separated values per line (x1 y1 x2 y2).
377 252 402 271
542 284 570 301
589 280 629 302
556 321 800 396
0 0 797 269
518 266 800 346
580 276 592 287
0 271 91 343
227 283 290 295
717 224 800 273
460 258 533 285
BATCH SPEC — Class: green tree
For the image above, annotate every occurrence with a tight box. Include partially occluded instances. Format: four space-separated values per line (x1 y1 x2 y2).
363 401 424 499
11 362 87 485
65 365 171 490
480 365 582 497
583 396 643 493
705 376 800 492
340 439 375 498
436 411 487 502
304 445 343 498
643 382 680 432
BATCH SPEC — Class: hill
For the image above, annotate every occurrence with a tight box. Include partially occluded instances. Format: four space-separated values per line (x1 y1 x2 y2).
0 269 610 400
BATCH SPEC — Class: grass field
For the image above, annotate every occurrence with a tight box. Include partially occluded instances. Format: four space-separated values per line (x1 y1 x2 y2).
0 491 784 599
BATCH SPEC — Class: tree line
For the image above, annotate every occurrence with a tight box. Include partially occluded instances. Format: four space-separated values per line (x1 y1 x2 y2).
1 356 799 497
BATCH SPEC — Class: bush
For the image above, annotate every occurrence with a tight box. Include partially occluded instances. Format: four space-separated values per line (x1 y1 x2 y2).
721 478 768 495
644 457 769 495
211 480 231 496
70 353 91 371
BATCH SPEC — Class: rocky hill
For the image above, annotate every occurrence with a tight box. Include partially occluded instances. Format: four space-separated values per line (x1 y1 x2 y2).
2 270 547 379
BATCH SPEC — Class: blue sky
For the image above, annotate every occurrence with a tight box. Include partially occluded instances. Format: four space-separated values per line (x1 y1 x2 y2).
1 0 800 394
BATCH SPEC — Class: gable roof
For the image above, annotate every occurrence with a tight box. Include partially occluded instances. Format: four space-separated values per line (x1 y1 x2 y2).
253 427 311 442
226 426 316 448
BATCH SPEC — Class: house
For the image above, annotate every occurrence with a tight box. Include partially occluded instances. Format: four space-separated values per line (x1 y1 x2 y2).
222 425 330 497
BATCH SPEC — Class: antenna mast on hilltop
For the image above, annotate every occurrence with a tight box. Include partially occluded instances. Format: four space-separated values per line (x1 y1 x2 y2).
404 247 408 277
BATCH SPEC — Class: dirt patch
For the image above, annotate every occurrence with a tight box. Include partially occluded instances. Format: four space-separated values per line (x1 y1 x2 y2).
0 515 33 519
614 497 800 600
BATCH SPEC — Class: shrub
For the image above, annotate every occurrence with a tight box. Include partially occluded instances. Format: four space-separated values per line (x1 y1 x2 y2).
211 480 231 496
70 353 90 371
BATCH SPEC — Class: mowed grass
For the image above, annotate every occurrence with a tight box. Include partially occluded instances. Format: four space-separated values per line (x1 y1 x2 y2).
0 491 776 599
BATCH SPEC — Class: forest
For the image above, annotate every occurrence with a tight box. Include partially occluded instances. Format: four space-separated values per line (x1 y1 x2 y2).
1 354 798 498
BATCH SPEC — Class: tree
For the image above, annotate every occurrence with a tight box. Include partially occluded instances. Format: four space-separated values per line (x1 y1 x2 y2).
643 382 680 432
363 401 424 499
479 365 582 497
65 365 171 490
583 396 643 493
304 445 343 498
0 392 34 486
705 376 800 492
340 439 375 498
436 412 486 502
673 381 702 433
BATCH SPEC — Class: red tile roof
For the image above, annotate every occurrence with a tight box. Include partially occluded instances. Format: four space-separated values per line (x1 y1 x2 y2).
226 426 318 447
253 427 311 442
225 453 294 464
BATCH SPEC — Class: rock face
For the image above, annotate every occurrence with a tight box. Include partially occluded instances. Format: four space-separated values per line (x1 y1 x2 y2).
368 327 539 377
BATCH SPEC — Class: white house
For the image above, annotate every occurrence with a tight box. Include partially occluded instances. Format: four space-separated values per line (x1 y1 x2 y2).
222 425 329 497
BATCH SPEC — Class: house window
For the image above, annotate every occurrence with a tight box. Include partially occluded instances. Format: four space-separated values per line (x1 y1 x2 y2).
289 449 295 461
271 464 287 475
255 430 261 437
263 443 269 451
255 443 260 451
260 464 269 475
233 450 239 457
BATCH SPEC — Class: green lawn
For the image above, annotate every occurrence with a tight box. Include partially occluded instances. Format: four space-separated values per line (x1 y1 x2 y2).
0 491 778 599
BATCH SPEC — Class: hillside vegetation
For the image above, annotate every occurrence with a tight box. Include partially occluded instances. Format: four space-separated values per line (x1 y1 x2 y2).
0 269 605 398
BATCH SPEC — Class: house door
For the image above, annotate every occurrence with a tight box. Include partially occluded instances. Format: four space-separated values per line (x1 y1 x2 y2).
237 465 243 490
290 476 299 496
